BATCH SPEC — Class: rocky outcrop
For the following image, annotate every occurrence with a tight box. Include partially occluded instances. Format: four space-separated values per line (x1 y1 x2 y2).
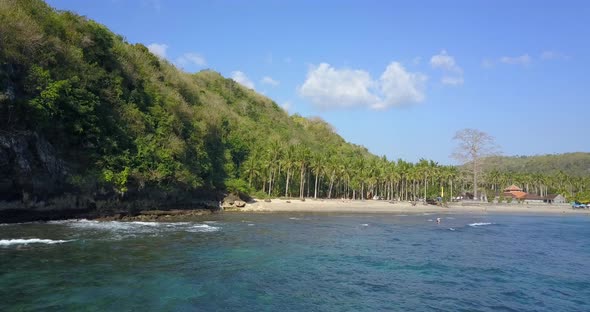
0 131 223 223
221 194 247 209
0 131 67 201
96 209 215 222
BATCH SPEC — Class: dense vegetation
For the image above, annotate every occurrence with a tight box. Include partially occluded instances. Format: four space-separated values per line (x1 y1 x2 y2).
1 0 589 213
481 153 590 177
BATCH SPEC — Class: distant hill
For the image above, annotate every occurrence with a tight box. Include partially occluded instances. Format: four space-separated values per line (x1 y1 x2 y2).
481 153 590 176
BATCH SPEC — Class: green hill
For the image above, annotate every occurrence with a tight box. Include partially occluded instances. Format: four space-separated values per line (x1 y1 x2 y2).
481 153 590 177
0 0 376 220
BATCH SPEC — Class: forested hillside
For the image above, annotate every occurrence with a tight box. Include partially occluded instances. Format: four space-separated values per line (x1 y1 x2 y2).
0 0 377 216
481 153 590 177
1 0 589 222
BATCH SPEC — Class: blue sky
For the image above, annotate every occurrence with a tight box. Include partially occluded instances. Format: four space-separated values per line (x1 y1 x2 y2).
47 0 590 164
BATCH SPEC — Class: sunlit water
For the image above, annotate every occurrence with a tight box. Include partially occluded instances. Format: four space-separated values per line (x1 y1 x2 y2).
1 213 589 311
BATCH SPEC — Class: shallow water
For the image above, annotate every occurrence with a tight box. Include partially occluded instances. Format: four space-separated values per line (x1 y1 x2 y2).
1 213 589 311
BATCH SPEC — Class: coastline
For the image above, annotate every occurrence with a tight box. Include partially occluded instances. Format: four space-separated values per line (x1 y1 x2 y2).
230 198 590 216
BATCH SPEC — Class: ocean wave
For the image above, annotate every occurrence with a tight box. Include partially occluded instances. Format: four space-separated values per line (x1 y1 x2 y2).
48 219 220 234
468 222 493 227
185 224 220 232
0 238 73 246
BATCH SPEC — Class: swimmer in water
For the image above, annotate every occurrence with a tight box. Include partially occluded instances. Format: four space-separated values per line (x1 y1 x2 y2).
436 217 441 224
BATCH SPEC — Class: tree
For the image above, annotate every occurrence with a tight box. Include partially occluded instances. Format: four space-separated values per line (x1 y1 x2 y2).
452 128 499 200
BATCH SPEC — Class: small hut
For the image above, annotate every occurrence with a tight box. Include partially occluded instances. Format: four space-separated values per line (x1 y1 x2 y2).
503 185 526 200
544 194 566 204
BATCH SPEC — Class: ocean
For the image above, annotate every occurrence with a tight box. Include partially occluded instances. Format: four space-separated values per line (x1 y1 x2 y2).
1 213 589 311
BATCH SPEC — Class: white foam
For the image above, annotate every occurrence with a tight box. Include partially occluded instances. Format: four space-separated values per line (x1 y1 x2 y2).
185 224 220 232
288 217 302 220
361 224 369 226
0 238 73 246
247 224 255 226
449 228 455 231
127 221 160 226
468 222 493 227
49 219 220 234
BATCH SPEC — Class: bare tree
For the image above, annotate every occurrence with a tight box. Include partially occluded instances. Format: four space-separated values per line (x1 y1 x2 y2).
452 128 499 200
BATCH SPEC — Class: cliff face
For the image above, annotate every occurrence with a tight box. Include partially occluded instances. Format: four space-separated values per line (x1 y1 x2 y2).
0 131 67 201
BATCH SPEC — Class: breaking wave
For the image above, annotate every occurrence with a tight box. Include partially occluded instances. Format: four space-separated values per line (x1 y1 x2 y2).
48 219 220 233
468 222 493 227
0 238 73 246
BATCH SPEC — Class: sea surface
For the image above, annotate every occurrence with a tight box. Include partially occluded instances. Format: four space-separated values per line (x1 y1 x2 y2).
1 212 589 311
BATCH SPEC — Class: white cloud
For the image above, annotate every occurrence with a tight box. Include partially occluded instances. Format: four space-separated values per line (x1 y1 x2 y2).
430 50 462 73
441 76 464 86
299 63 379 109
430 50 463 86
299 62 426 110
540 50 570 61
500 54 531 65
175 53 207 68
231 71 255 89
376 62 427 109
147 43 168 59
261 76 279 87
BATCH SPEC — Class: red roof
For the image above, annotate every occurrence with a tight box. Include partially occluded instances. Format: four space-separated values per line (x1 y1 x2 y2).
504 184 523 192
503 191 527 199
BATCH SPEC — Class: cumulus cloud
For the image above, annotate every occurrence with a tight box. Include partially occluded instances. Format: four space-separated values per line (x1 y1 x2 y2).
299 63 378 109
147 43 168 59
430 50 463 85
299 62 426 110
175 53 206 68
231 71 255 89
261 76 279 86
430 50 462 73
375 62 427 109
500 54 531 65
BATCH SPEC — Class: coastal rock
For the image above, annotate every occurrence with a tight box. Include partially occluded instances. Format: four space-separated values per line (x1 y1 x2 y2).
0 131 67 201
221 194 247 209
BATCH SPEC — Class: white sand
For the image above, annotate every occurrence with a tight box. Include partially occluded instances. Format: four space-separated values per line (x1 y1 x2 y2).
233 198 589 215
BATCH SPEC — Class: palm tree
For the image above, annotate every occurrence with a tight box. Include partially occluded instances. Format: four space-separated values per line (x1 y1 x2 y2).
310 151 325 199
296 145 310 199
282 144 297 197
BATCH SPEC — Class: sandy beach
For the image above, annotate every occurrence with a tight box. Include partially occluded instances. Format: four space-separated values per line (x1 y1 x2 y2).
233 198 590 215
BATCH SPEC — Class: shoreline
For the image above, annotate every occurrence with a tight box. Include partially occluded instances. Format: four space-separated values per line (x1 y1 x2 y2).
229 198 590 216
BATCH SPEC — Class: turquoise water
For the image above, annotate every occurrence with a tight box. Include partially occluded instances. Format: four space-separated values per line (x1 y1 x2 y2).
1 213 589 311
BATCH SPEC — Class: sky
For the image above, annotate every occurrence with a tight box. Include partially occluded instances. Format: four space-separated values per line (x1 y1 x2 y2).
46 0 590 164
